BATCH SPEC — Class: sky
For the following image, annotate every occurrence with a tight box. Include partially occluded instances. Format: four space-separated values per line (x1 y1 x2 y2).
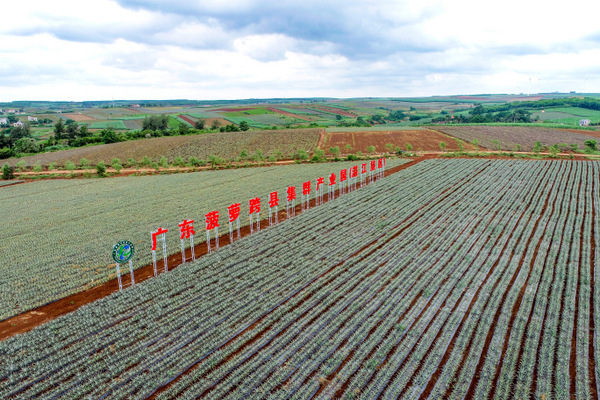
1 0 599 101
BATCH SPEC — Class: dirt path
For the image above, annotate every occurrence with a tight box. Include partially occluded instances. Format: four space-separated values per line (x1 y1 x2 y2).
0 159 422 341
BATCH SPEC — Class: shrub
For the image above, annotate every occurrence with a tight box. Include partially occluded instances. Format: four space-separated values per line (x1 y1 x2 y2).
2 163 15 180
126 158 137 168
33 162 43 172
366 145 376 154
79 158 91 169
96 161 107 177
111 158 122 173
65 161 76 171
174 156 185 167
159 156 169 168
295 148 309 161
49 162 56 171
139 156 152 167
584 139 597 152
0 147 14 159
15 160 28 172
346 154 358 161
13 138 40 154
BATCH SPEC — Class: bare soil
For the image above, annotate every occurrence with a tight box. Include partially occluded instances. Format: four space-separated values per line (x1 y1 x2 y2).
323 129 478 153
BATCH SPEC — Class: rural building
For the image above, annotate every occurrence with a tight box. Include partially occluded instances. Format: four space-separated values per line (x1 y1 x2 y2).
28 116 38 122
580 119 591 126
7 109 18 114
12 121 24 128
0 117 7 125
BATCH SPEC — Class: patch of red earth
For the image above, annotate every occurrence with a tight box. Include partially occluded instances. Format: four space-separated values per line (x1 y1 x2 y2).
62 113 96 122
561 129 600 139
265 107 311 121
178 114 196 126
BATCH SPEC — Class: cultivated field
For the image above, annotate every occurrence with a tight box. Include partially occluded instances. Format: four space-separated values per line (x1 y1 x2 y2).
434 125 599 151
323 129 477 153
0 159 407 320
1 158 598 399
3 128 323 167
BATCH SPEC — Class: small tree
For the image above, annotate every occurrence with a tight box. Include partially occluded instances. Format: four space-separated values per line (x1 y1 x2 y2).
2 163 14 180
195 119 205 130
79 158 91 169
472 139 479 151
366 145 376 154
584 139 597 152
96 161 107 177
239 121 250 131
239 149 249 159
33 162 42 172
548 144 559 157
570 143 579 152
329 146 340 158
385 143 394 153
159 156 169 168
345 144 352 152
406 143 413 152
532 141 543 154
111 158 122 173
514 144 521 152
65 160 76 171
439 142 447 152
15 160 27 172
490 139 501 151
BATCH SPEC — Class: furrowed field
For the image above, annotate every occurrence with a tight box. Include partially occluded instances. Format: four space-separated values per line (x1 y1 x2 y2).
1 158 599 399
0 159 408 320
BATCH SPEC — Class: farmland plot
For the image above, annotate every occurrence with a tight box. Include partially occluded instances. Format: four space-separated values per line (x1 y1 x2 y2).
435 125 599 151
1 159 599 399
0 159 407 320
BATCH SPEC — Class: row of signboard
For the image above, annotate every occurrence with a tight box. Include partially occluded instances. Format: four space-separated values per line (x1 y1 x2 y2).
111 158 386 290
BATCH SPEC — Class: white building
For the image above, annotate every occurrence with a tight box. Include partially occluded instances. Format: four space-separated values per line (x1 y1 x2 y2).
12 121 24 128
0 117 7 125
580 119 591 126
28 116 38 122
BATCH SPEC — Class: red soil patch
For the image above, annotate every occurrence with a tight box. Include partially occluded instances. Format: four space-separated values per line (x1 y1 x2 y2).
178 114 196 126
0 159 421 342
265 107 311 121
62 113 96 122
324 130 478 153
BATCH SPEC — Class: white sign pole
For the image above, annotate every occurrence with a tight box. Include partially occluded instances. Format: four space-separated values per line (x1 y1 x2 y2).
116 263 123 291
162 234 168 272
129 259 135 285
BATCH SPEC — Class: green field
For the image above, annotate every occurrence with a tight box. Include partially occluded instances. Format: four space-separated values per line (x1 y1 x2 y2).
0 159 407 320
2 159 599 399
89 120 128 130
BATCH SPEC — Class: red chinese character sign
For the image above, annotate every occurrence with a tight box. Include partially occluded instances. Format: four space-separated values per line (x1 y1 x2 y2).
302 181 311 211
228 203 241 242
269 191 279 226
178 219 195 263
351 165 358 191
151 227 169 276
287 186 296 217
361 163 367 187
378 157 385 179
316 177 325 205
370 160 376 182
328 172 336 201
340 168 348 194
249 197 261 234
205 211 220 253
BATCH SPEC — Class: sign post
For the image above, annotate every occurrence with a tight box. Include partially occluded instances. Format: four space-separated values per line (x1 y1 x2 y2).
302 181 311 211
112 240 135 291
316 177 324 205
361 163 367 187
205 211 220 253
178 219 195 263
249 197 261 234
286 186 296 218
268 191 279 226
228 203 241 242
151 227 168 276
328 172 336 201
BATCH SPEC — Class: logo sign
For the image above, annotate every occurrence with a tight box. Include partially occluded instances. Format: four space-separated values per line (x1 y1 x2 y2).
112 240 134 264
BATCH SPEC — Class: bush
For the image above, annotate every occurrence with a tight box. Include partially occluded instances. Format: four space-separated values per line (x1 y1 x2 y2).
159 156 169 168
111 158 122 173
65 161 76 171
2 163 15 180
101 129 119 144
96 161 107 177
295 149 309 161
139 156 152 167
13 138 40 154
79 158 91 169
33 162 42 172
209 155 224 166
49 162 56 171
0 147 14 159
173 156 186 167
15 160 28 172
126 158 137 168
584 139 597 152
346 154 359 161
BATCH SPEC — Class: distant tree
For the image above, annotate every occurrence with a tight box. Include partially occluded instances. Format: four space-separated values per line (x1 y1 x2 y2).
584 139 597 152
79 125 90 137
13 137 40 154
142 115 169 131
532 141 543 153
65 120 79 140
211 120 221 130
239 121 250 131
329 146 340 157
439 141 447 152
335 115 343 121
472 139 479 151
2 163 15 180
96 161 107 177
195 119 205 129
366 145 376 154
54 118 65 139
345 144 352 152
406 143 413 152
385 143 394 153
178 123 190 135
101 129 119 144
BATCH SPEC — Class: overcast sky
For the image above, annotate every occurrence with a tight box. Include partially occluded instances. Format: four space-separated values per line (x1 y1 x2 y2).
1 0 599 101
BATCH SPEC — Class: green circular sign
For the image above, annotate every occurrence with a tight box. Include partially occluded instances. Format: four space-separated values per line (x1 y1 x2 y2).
112 240 134 264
